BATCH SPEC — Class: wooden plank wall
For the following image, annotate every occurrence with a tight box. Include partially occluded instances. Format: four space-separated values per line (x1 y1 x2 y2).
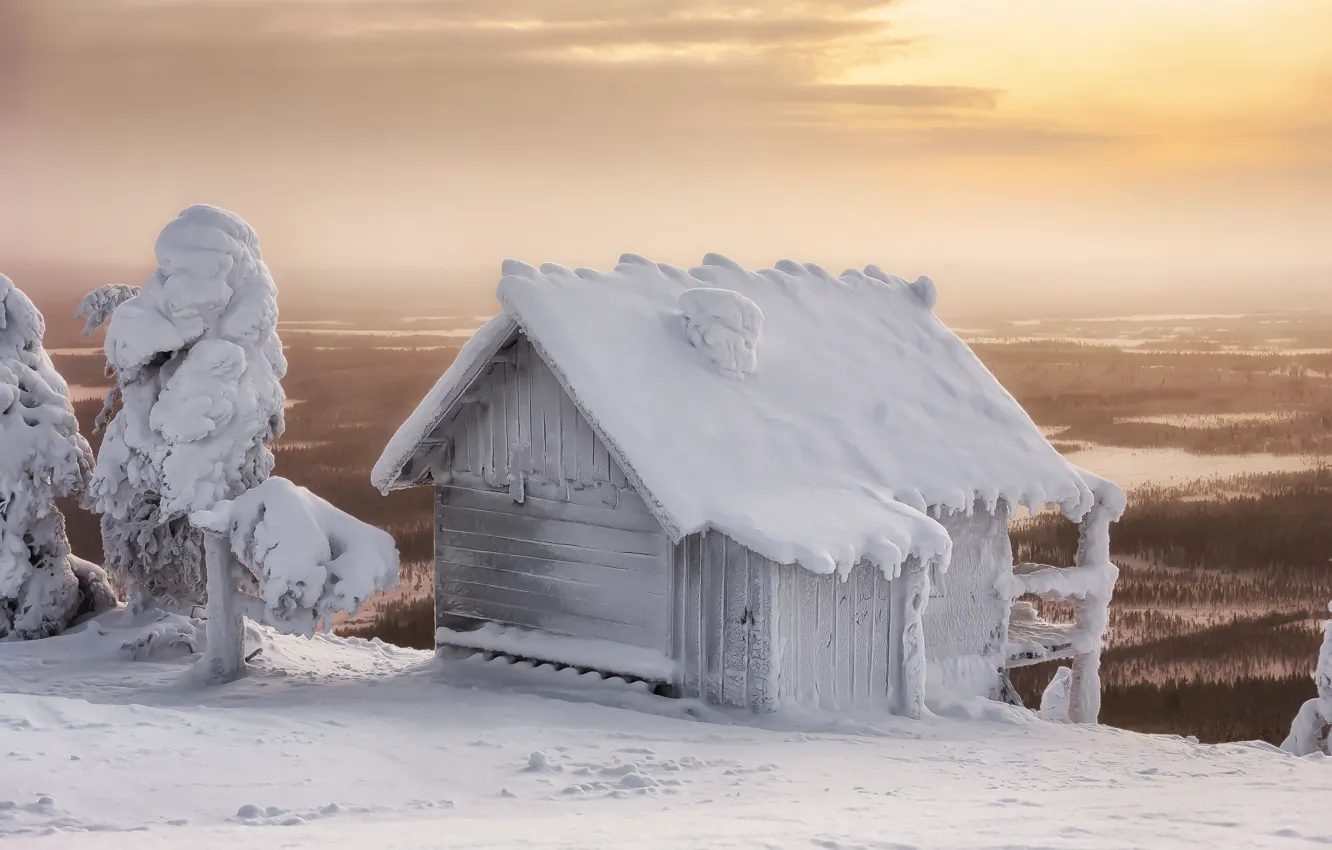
431 334 673 654
671 531 775 711
771 560 893 711
443 333 630 508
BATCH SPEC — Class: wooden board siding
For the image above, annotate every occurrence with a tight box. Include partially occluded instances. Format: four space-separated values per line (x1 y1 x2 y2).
671 531 776 711
442 332 634 509
430 334 673 655
771 560 894 711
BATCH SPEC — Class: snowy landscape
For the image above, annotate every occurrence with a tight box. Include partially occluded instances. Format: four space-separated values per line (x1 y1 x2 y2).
6 615 1332 849
2 209 1330 847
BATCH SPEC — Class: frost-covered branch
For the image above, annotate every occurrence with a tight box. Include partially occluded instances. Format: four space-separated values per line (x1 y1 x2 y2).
1282 602 1332 756
190 477 399 681
75 284 140 336
0 275 116 639
75 285 141 436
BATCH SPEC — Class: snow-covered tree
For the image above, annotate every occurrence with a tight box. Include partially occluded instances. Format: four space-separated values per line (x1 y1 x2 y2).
0 274 117 639
87 205 287 611
191 477 400 682
1282 602 1332 756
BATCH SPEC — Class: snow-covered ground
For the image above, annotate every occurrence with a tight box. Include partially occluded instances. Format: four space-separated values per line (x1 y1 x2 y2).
3 615 1330 849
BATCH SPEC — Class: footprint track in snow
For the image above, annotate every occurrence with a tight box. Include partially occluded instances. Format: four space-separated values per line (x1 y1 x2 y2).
517 749 780 800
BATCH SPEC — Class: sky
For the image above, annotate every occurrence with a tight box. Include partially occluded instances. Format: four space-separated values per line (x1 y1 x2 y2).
1 0 1329 314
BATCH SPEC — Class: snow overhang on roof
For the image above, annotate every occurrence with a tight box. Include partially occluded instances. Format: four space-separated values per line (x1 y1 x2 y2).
374 254 1100 578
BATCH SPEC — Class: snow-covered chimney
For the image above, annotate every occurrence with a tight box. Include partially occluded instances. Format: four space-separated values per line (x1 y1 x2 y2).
678 287 764 379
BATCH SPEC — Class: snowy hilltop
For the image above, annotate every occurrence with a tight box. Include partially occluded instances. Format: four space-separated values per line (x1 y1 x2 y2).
2 616 1332 848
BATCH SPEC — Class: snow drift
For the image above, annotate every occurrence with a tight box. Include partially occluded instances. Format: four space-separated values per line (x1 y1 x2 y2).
677 287 764 379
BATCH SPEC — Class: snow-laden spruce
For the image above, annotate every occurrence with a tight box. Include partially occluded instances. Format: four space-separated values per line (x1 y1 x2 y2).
190 477 399 682
0 275 116 639
86 205 287 609
1282 602 1332 756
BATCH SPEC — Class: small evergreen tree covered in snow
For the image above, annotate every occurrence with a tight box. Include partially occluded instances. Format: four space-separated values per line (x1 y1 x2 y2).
87 205 287 610
1282 602 1332 756
0 274 116 639
191 477 400 682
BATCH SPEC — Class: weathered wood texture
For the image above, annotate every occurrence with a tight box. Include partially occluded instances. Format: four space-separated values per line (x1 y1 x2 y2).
771 559 895 711
671 530 776 711
431 335 672 653
922 503 1013 696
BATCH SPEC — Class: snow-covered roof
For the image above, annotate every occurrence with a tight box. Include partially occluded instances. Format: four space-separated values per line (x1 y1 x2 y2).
375 255 1098 577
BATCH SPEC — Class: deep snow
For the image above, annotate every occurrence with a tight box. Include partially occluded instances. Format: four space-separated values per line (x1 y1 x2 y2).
3 614 1330 849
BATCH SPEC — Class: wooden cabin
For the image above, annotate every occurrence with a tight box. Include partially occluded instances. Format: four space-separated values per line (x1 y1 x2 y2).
374 255 1124 720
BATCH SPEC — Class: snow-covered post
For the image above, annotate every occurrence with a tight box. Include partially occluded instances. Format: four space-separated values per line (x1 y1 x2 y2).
190 477 400 681
888 555 933 719
87 205 286 611
200 532 245 682
1067 469 1125 724
0 275 116 639
1281 602 1332 756
1038 667 1073 722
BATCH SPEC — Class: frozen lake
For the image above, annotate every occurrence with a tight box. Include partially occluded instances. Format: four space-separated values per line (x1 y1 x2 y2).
280 327 481 339
1114 412 1296 428
1062 444 1319 491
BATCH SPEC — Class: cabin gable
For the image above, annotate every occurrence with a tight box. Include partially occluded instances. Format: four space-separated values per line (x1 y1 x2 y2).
429 333 675 658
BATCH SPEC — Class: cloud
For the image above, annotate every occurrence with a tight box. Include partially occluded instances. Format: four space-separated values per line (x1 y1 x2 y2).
781 84 999 110
10 0 1016 164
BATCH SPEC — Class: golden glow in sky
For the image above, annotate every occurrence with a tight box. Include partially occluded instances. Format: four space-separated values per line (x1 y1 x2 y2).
1 0 1328 309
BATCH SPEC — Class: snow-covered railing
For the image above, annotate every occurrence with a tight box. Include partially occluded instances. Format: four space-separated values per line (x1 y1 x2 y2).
998 468 1125 724
191 477 400 683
